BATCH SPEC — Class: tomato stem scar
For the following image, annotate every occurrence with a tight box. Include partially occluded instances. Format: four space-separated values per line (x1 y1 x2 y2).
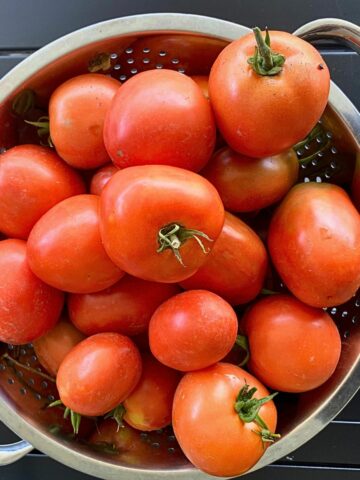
248 27 285 76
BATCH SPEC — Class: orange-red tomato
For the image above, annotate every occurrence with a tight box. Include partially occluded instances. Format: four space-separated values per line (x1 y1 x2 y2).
191 75 209 99
90 163 119 195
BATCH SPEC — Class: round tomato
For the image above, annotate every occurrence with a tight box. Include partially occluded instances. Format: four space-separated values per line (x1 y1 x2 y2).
67 275 180 336
104 69 215 172
268 182 360 307
209 29 330 157
27 194 124 294
352 152 360 210
0 239 64 344
57 333 141 417
172 363 278 477
149 290 238 371
49 74 120 169
124 353 180 431
100 165 224 283
242 294 341 392
202 147 299 212
191 75 209 99
90 163 119 195
0 145 85 239
180 212 267 305
33 318 85 376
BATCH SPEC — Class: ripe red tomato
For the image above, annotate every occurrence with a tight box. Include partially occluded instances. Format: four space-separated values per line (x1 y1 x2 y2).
104 70 215 172
90 163 119 195
27 194 124 294
0 239 64 344
124 353 180 431
67 275 180 336
33 318 85 376
172 363 278 477
180 212 267 305
190 75 209 99
242 294 341 393
49 74 120 169
209 29 330 157
202 147 299 212
57 333 142 416
268 183 360 307
100 165 224 283
149 290 238 371
352 153 360 210
0 145 85 239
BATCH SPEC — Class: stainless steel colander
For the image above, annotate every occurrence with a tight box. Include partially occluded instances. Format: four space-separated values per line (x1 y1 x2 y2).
0 13 359 480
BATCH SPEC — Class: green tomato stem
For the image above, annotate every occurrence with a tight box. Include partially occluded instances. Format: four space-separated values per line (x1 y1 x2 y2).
248 27 285 76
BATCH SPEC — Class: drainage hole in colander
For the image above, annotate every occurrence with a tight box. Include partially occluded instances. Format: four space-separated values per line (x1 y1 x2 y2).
159 51 167 57
113 64 121 71
142 47 150 54
130 69 138 75
7 378 14 385
110 53 118 60
119 75 127 82
28 378 35 385
41 381 48 389
126 58 135 65
171 58 179 65
343 330 350 339
19 387 27 395
151 442 160 448
156 64 163 69
125 48 134 54
142 58 151 64
351 316 358 324
168 447 176 453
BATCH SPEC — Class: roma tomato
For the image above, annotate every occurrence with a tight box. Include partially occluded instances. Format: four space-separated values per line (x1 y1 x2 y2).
27 194 124 294
149 290 238 371
124 354 180 431
242 295 341 393
352 153 360 210
90 163 119 195
100 165 224 283
180 212 267 305
33 318 85 376
202 147 299 212
57 333 142 417
172 363 278 477
0 145 85 239
209 29 330 157
49 74 120 169
191 75 209 99
104 69 215 172
68 276 180 336
268 183 360 307
0 239 64 344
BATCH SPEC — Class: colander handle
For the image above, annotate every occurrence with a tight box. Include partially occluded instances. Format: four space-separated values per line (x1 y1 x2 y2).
0 440 34 465
293 18 360 54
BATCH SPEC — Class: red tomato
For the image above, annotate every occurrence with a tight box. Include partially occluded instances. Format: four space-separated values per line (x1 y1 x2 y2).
57 333 142 416
90 164 119 195
191 75 209 99
100 166 224 283
180 212 267 305
352 153 360 210
0 239 64 344
268 183 360 307
49 74 120 169
27 194 124 294
172 363 278 477
209 29 330 157
0 145 85 239
124 353 180 431
33 318 85 376
104 70 215 172
67 275 180 336
202 147 299 212
149 290 238 371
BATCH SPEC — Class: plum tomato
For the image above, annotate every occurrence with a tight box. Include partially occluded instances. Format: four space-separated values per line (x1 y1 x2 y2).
90 163 119 195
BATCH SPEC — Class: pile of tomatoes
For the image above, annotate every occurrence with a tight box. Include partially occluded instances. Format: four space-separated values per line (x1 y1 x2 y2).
0 27 360 478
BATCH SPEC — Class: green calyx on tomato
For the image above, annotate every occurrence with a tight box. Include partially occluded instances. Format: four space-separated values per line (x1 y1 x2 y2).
248 27 285 76
25 116 53 147
12 89 36 116
235 335 250 367
48 399 82 435
104 404 126 431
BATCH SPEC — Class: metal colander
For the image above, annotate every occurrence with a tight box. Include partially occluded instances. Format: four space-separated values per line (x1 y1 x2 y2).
0 13 359 480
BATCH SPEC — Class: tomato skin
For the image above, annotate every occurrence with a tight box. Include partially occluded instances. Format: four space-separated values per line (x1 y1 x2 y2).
57 333 142 417
104 69 215 172
100 165 224 283
172 363 277 477
209 31 330 157
49 74 120 169
149 290 238 371
27 194 124 294
33 318 85 376
352 153 360 210
268 183 360 307
68 276 180 336
180 212 267 305
202 147 299 212
0 145 85 239
190 75 209 99
90 164 119 195
124 354 180 431
0 239 64 344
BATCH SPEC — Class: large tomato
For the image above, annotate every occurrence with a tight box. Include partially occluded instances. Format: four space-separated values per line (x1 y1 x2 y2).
90 163 119 195
209 29 330 157
27 194 124 293
268 182 360 307
180 212 267 305
104 69 215 172
100 165 224 283
172 363 278 477
0 145 85 239
0 239 64 344
49 74 120 169
242 294 341 392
